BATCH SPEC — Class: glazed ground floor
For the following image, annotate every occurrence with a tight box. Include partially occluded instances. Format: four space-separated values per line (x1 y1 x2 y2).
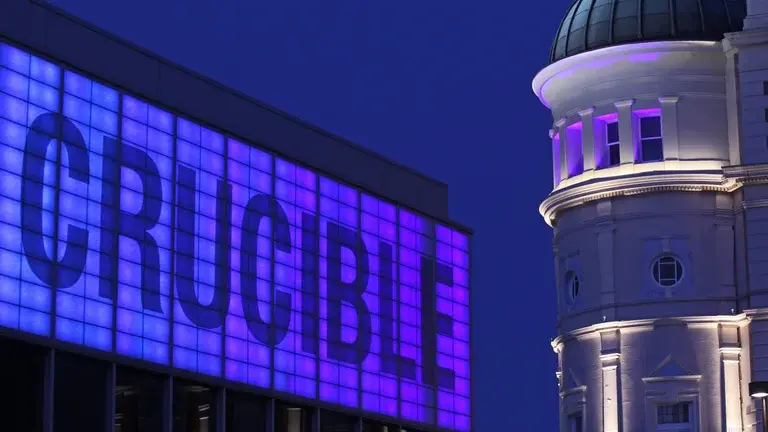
0 335 425 432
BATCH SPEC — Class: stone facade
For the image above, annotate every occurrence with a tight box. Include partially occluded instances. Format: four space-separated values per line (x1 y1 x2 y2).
534 1 768 430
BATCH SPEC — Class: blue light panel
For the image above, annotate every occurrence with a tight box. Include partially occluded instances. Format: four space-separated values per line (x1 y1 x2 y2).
0 42 472 432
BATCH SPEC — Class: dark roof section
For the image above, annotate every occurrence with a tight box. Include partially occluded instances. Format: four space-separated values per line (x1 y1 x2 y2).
2 0 465 229
550 0 747 64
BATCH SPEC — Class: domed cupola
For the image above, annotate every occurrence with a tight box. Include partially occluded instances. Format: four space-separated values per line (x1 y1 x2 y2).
550 0 747 64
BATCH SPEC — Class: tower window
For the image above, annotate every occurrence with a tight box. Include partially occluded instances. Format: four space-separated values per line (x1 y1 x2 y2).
764 108 768 123
567 413 583 432
565 271 580 305
606 121 620 167
640 116 663 162
656 402 692 431
763 81 768 95
652 256 683 287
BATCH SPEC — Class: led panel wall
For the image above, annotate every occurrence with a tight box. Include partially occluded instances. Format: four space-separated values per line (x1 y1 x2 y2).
0 42 471 431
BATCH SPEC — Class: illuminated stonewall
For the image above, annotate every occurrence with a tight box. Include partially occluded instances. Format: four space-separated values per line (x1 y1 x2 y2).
0 43 471 431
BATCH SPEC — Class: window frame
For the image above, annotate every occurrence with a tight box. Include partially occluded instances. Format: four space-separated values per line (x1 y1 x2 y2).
642 376 701 432
606 120 621 167
567 412 584 432
638 114 663 162
655 402 693 431
651 255 684 288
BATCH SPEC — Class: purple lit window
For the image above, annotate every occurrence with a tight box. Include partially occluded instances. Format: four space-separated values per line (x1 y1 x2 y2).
606 121 620 167
639 115 663 162
552 134 561 187
565 123 583 177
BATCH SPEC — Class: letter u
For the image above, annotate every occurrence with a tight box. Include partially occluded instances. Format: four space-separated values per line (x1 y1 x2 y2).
175 165 231 329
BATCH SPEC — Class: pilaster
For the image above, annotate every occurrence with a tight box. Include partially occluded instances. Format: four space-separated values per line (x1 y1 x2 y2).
723 46 742 166
600 329 620 432
614 99 635 172
556 118 569 181
719 324 743 432
658 97 680 169
579 107 596 176
596 200 616 322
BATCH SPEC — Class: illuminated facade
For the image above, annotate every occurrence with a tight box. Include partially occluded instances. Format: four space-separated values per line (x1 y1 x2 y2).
533 0 768 430
0 1 472 432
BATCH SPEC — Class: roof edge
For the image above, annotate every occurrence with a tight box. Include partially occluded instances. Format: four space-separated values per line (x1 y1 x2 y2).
30 0 447 190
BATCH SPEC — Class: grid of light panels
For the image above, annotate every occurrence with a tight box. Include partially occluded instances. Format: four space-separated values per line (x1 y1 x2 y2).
0 42 471 431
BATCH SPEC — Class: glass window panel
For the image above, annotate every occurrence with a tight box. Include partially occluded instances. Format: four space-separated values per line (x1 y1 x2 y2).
173 380 220 432
609 144 621 167
640 116 662 138
225 391 267 432
641 138 664 162
0 337 46 431
275 402 313 432
115 366 165 432
54 351 109 432
321 409 358 432
607 121 620 144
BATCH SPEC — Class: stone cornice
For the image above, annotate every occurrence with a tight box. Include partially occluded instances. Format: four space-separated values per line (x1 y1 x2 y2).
551 313 751 350
723 28 768 51
540 170 736 226
540 164 768 226
723 163 768 183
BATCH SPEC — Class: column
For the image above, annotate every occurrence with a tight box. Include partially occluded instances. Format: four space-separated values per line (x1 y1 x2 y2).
555 118 568 182
267 398 276 432
659 97 680 169
216 388 226 432
600 330 621 432
105 363 116 432
313 408 321 432
163 376 174 432
720 324 744 432
715 194 736 294
579 107 596 176
550 128 560 187
43 349 55 432
555 344 566 432
596 200 616 322
614 99 635 171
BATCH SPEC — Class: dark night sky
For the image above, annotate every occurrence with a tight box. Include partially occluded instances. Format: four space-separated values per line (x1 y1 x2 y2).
51 0 574 429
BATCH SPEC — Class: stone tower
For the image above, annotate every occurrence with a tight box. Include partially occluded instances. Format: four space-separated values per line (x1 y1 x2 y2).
531 0 768 430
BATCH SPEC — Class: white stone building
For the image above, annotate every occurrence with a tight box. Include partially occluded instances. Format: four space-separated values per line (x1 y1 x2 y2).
532 0 768 430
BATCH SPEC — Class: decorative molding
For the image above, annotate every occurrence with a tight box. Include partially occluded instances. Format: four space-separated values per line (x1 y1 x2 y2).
552 313 752 348
540 170 736 226
642 374 702 384
723 28 768 51
540 163 768 226
658 96 681 104
613 99 635 109
560 385 587 399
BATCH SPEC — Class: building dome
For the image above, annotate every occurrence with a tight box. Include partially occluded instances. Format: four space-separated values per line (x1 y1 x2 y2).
550 0 747 63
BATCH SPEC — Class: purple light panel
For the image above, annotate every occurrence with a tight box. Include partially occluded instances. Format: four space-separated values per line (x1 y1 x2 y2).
0 42 471 431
